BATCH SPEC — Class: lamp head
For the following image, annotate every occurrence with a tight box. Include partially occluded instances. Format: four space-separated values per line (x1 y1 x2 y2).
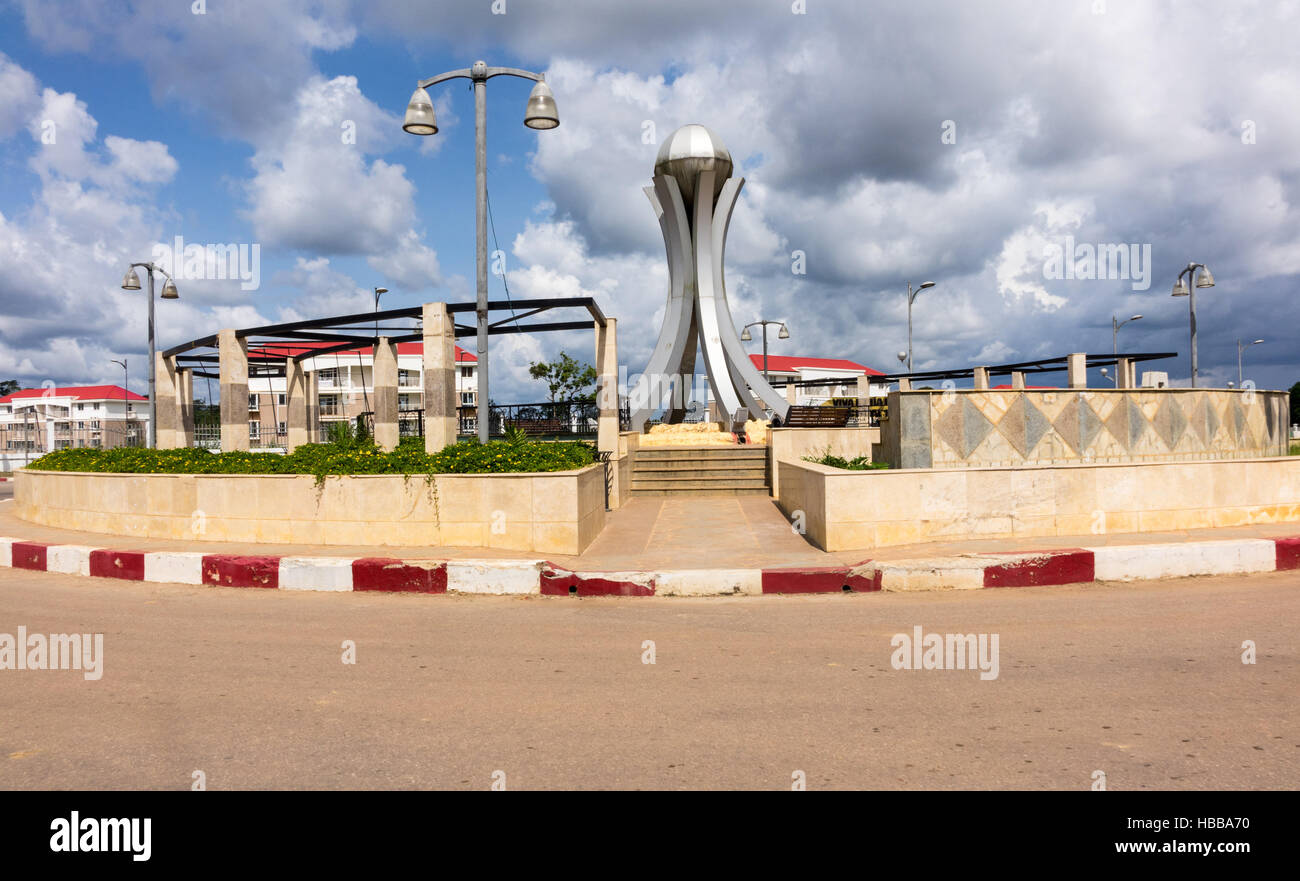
524 80 559 130
160 277 179 299
897 352 907 363
1172 277 1190 297
403 86 438 136
375 287 388 295
1195 265 1215 287
777 324 790 340
740 327 752 342
1131 314 1143 321
918 281 936 291
121 268 141 291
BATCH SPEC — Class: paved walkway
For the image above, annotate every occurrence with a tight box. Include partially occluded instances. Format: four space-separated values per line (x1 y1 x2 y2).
2 498 1299 570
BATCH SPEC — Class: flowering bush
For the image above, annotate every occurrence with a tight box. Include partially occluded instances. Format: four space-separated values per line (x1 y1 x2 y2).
29 438 595 484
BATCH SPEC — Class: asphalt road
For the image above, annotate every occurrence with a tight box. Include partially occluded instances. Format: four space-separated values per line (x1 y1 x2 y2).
1 568 1296 790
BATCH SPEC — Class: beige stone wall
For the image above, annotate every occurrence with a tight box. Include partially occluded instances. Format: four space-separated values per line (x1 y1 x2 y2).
778 456 1300 551
767 426 880 498
883 388 1290 469
16 466 606 555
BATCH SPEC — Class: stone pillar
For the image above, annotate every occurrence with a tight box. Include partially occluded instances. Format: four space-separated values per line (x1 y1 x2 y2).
595 317 619 454
154 352 179 449
422 302 457 453
307 371 319 443
177 368 195 448
373 337 399 451
785 382 799 406
218 329 250 452
973 366 989 390
286 358 309 450
1011 371 1026 390
1116 357 1134 389
1067 352 1088 389
898 377 912 392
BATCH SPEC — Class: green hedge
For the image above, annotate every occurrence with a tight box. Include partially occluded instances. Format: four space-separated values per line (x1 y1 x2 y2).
801 451 889 471
27 438 595 484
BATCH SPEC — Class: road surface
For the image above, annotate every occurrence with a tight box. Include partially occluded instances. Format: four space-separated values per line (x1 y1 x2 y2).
1 567 1295 789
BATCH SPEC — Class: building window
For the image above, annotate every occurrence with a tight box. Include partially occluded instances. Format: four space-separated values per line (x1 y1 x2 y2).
460 392 475 406
248 394 259 410
399 369 417 386
249 421 260 440
277 421 287 436
277 393 286 406
460 366 473 378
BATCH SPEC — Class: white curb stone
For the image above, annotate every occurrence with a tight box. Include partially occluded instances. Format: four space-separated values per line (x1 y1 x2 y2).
874 557 991 592
0 537 17 568
446 560 544 595
653 569 763 596
45 544 95 576
143 552 205 585
279 557 355 592
1089 539 1276 582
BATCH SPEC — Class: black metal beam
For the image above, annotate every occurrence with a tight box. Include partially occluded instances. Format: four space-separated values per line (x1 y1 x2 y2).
454 320 595 338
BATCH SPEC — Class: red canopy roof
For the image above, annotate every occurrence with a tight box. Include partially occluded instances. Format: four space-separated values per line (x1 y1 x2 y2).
747 354 883 376
0 385 146 403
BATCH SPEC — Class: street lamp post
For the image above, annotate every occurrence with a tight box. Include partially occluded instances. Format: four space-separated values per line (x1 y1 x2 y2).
1112 313 1143 355
905 281 936 373
372 286 388 341
403 61 559 443
110 358 128 446
1171 262 1215 387
740 320 790 381
1237 338 1264 386
121 263 179 448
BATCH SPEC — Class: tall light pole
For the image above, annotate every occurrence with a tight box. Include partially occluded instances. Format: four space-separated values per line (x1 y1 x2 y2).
372 286 388 341
906 280 936 372
1171 262 1215 387
1237 338 1263 386
740 320 790 381
110 358 128 446
1112 313 1142 355
121 263 179 448
403 61 559 442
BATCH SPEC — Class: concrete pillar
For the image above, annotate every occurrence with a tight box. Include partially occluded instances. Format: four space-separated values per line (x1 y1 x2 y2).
373 337 399 451
218 329 250 452
177 369 194 448
422 302 457 453
1011 371 1026 390
595 317 619 454
973 366 989 390
154 352 179 449
785 382 799 406
898 377 912 392
1116 357 1134 390
286 358 309 450
1067 352 1088 390
306 371 319 443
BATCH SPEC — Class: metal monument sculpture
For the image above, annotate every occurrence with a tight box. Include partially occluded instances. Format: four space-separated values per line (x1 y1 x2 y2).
629 124 790 431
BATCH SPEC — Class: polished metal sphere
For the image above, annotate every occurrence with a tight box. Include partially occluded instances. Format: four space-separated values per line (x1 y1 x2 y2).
654 124 733 207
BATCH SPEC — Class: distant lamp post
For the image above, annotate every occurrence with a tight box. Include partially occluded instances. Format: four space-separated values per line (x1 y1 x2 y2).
1237 338 1264 386
905 281 937 372
110 358 129 444
1171 262 1215 387
1112 313 1143 355
121 262 179 448
403 61 560 442
740 320 789 381
373 286 388 340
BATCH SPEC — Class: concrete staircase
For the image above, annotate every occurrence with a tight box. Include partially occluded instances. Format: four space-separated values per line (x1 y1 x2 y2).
629 445 770 496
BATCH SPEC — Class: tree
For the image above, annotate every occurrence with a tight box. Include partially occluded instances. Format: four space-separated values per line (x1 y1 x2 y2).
528 352 598 403
0 380 21 397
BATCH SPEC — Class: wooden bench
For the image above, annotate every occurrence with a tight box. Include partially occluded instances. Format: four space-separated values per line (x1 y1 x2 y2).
782 406 851 428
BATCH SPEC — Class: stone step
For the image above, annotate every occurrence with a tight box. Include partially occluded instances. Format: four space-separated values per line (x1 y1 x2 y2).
632 459 765 473
630 476 769 490
628 486 772 497
634 446 767 460
632 469 767 482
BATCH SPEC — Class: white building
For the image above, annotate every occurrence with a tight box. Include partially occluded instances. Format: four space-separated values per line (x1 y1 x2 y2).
0 385 147 466
703 355 889 416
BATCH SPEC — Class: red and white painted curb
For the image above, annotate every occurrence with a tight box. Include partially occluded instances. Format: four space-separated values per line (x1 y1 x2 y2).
1 535 1297 596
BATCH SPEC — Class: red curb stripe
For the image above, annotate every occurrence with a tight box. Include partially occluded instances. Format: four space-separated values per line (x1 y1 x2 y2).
983 549 1095 588
1275 537 1300 571
761 566 880 594
89 549 145 581
352 558 447 593
11 541 48 571
201 554 280 588
540 567 654 596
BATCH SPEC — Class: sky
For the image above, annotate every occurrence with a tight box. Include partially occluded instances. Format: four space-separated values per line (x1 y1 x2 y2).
1 0 1298 404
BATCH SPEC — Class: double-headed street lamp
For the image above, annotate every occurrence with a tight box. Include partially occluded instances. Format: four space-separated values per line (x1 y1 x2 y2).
740 320 789 382
121 262 179 448
1112 313 1143 355
905 280 937 373
1237 338 1264 386
403 60 560 442
1171 262 1215 387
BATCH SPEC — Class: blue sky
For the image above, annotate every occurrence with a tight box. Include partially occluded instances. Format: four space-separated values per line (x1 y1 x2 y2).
1 0 1298 403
